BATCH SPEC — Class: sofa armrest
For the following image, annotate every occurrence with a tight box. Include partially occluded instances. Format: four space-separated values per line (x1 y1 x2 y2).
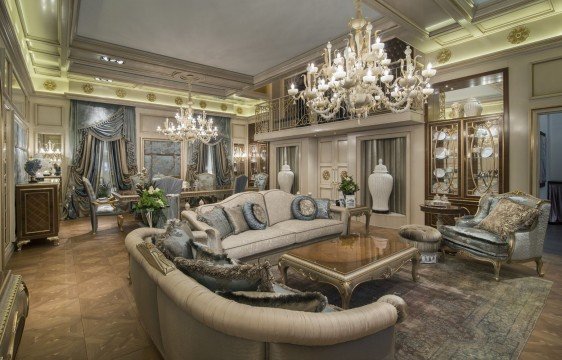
181 210 223 252
455 215 479 228
377 295 407 324
330 205 350 235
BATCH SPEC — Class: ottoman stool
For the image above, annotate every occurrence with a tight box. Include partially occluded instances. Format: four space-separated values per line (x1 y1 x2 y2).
398 225 442 264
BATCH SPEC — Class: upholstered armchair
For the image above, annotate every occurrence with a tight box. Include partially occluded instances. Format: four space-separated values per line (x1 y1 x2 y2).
440 191 550 281
233 175 248 193
82 177 125 234
196 173 215 190
254 172 268 191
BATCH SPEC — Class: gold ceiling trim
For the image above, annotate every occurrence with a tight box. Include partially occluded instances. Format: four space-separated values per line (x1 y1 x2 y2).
507 25 530 44
43 80 56 91
436 49 452 64
115 88 127 98
82 83 94 94
147 93 156 102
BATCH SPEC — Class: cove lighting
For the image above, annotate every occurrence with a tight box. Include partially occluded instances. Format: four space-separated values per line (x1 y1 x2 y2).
94 77 113 82
100 55 125 65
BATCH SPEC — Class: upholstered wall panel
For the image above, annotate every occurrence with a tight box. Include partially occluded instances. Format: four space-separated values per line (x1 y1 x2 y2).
140 114 167 133
232 123 246 139
143 139 181 178
35 104 63 126
532 57 562 97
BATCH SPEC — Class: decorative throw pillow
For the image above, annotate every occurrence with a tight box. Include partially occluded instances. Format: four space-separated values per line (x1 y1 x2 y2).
197 206 233 240
314 198 331 219
476 198 540 239
243 202 268 230
291 195 317 221
217 290 328 312
174 258 274 292
187 239 236 265
223 206 250 235
155 222 192 261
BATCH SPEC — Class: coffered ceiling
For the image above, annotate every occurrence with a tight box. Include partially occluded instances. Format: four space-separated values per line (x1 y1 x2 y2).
3 0 562 111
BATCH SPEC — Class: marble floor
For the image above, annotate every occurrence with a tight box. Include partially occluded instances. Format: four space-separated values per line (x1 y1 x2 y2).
7 216 562 359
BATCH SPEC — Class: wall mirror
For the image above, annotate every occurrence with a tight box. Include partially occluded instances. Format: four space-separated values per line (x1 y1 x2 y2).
233 143 246 175
37 133 62 154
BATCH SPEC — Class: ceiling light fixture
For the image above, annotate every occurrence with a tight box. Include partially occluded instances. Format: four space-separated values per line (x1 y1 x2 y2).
39 140 62 163
288 0 436 119
100 55 125 65
157 81 218 144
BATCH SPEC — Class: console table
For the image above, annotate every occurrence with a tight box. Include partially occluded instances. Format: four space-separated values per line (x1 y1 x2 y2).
419 204 468 227
346 206 371 234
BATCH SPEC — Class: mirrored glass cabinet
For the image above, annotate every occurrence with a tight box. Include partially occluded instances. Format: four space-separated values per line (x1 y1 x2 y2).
425 68 509 226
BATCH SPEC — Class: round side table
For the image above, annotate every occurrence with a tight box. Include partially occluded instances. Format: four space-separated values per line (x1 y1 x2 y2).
419 204 469 227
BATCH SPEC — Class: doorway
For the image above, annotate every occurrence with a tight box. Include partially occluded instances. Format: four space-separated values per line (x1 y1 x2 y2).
533 108 562 255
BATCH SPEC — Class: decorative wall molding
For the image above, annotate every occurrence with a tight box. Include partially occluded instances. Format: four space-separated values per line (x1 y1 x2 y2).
35 104 63 126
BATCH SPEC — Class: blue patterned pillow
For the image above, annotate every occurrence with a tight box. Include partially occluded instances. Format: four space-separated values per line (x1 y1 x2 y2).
197 207 233 239
243 202 268 230
155 226 191 261
291 195 317 221
314 198 330 219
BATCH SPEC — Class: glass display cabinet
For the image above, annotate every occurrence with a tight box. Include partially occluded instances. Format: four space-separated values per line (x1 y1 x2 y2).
425 69 508 225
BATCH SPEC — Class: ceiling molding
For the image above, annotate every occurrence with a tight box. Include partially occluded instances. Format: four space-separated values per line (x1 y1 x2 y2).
472 0 547 23
364 0 429 38
0 0 34 95
434 34 562 72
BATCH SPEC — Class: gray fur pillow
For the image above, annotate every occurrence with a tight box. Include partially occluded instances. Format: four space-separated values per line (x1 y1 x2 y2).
155 220 192 261
174 258 274 292
218 290 327 312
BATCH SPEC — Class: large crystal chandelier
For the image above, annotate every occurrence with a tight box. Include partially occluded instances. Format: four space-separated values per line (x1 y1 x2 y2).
157 82 218 143
287 0 436 119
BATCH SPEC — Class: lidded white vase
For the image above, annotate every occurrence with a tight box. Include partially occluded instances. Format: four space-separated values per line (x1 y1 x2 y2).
368 159 393 213
277 163 294 193
463 98 483 117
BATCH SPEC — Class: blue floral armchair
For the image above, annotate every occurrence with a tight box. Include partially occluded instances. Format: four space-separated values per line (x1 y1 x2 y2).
439 191 550 281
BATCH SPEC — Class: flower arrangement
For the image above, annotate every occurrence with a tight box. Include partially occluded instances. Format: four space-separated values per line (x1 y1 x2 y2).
133 185 168 212
339 175 359 195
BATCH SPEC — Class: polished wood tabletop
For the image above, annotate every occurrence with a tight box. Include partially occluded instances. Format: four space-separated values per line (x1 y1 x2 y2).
286 234 412 275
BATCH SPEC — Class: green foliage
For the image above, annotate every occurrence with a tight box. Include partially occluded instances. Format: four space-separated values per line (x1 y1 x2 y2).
97 180 111 198
133 186 168 211
339 175 359 195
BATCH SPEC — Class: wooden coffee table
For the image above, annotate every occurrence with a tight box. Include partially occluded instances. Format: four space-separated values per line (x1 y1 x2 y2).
278 234 420 309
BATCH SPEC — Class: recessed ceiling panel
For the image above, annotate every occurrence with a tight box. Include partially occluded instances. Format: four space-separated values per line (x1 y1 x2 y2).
475 0 554 32
16 0 59 44
375 0 452 31
76 0 382 75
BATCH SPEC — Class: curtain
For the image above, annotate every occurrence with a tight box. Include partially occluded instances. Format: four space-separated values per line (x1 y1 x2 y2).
361 138 406 214
64 100 136 218
276 146 299 193
187 115 233 187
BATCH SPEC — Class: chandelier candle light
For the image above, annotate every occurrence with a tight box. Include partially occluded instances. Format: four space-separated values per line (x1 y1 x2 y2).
157 82 218 143
288 0 436 119
39 140 62 162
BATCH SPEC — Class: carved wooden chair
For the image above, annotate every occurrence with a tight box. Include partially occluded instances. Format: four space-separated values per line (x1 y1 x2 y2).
82 177 125 234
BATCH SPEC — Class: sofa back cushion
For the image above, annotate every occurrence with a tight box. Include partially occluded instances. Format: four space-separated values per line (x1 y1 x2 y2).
197 207 233 240
198 192 266 215
224 206 250 234
262 190 295 225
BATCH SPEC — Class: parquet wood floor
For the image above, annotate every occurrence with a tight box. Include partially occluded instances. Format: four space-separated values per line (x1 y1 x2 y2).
6 216 562 359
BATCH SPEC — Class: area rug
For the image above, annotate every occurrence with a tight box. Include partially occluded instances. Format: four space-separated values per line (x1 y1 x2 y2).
273 256 552 360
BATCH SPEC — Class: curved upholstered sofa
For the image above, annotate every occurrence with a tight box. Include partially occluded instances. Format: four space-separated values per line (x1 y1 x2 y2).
182 189 350 260
126 227 407 360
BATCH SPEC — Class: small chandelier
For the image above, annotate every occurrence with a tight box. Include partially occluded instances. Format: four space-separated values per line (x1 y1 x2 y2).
288 0 436 119
39 140 62 162
157 82 218 143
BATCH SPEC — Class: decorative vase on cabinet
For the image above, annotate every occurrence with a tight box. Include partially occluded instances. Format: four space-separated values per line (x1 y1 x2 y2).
277 163 294 193
464 98 483 117
368 159 393 214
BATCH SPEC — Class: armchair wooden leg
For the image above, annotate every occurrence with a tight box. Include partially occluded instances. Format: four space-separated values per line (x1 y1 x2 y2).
492 261 502 282
535 257 545 277
117 215 124 232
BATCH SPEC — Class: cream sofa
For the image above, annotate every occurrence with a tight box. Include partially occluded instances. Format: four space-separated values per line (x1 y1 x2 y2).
182 189 350 260
126 227 407 360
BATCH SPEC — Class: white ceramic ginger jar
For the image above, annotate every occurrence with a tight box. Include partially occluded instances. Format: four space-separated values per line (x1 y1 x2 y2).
463 98 483 117
368 159 393 213
277 163 294 193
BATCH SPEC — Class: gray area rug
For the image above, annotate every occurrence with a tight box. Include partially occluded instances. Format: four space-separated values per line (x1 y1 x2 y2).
273 256 552 360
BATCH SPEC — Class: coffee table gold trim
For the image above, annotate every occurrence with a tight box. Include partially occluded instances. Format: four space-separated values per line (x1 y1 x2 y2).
279 247 420 309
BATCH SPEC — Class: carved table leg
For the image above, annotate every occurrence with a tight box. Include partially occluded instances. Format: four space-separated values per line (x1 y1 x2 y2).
117 215 124 232
338 281 353 309
412 251 420 282
47 236 60 246
492 261 502 281
16 240 30 251
535 257 545 277
278 261 289 285
365 211 371 234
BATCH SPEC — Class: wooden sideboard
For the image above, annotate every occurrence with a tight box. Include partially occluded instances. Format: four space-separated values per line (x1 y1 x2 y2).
15 182 60 251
